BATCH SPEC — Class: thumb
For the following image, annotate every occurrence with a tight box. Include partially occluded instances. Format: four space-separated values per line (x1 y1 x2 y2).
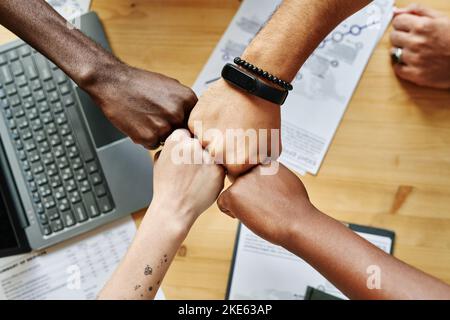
217 189 236 219
404 3 441 18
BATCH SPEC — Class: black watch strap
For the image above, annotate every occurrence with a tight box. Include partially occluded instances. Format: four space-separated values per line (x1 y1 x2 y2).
221 64 288 105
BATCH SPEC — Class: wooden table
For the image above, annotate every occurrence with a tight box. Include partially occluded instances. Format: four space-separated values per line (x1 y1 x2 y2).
1 0 449 299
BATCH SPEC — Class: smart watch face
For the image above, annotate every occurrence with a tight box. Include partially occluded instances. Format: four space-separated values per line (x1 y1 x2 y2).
221 63 289 105
222 64 257 92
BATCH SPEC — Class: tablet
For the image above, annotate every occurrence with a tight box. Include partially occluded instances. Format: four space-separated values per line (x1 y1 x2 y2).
226 223 395 300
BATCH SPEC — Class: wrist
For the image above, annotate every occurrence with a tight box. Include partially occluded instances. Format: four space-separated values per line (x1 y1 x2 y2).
281 203 321 252
242 39 300 83
218 78 281 115
138 206 189 246
74 50 124 94
146 199 199 235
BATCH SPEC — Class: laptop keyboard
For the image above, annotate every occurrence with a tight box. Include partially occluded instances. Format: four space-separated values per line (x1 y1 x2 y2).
0 43 115 237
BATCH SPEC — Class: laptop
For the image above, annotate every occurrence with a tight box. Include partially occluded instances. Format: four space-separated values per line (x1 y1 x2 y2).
0 12 153 258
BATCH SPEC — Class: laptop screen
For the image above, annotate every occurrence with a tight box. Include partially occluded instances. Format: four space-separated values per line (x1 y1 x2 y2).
0 186 19 251
0 136 29 257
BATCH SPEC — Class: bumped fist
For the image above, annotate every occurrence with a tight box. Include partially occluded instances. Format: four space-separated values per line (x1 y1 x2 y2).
188 79 282 178
217 162 313 247
391 4 450 89
86 61 198 150
152 129 225 226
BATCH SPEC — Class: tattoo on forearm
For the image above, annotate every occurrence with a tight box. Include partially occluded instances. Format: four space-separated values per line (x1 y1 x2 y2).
144 265 153 276
134 256 168 298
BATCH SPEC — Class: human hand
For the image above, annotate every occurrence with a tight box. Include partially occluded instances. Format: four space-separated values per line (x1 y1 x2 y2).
85 61 198 149
151 129 225 228
390 4 450 89
217 162 314 247
188 79 281 178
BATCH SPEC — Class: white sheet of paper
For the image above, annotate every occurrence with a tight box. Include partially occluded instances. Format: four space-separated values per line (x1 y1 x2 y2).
278 0 394 175
228 224 392 300
46 0 91 21
192 0 394 176
0 216 165 300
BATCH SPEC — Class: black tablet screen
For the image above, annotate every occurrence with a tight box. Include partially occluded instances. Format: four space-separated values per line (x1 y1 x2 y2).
0 176 19 251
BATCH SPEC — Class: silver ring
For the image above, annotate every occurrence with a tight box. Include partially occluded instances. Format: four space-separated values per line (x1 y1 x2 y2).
391 47 403 64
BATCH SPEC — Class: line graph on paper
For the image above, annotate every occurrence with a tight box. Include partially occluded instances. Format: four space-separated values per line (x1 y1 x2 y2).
201 0 393 97
318 20 381 49
317 0 392 49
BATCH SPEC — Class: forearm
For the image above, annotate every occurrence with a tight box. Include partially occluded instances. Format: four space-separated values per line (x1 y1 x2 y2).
0 0 118 87
98 204 190 300
242 0 371 81
285 207 450 299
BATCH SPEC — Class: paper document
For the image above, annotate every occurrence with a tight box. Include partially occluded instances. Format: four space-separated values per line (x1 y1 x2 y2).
46 0 91 21
0 216 165 300
227 224 393 300
193 0 394 175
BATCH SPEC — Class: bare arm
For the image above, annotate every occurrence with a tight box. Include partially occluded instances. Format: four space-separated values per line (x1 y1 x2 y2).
99 130 225 299
189 0 371 176
242 0 372 81
288 206 450 299
98 203 189 300
217 163 450 299
0 0 115 89
0 0 198 149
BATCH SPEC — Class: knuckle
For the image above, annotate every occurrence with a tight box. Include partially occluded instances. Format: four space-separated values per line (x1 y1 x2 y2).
410 41 421 52
415 19 432 33
185 88 198 104
218 191 230 209
415 55 427 67
413 37 428 50
421 19 433 31
416 69 428 80
411 70 426 85
163 102 184 123
169 110 186 126
389 31 396 43
392 16 401 29
156 121 172 137
227 184 239 200
408 54 421 66
412 23 422 33
144 132 158 146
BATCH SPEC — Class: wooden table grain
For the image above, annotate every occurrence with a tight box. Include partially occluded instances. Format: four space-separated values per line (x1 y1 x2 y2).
1 0 449 299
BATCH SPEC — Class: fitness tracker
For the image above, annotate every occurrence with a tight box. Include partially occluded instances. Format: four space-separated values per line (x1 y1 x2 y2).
221 63 289 105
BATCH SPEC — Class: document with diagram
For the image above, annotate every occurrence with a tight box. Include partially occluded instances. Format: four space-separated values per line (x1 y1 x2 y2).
193 0 394 175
